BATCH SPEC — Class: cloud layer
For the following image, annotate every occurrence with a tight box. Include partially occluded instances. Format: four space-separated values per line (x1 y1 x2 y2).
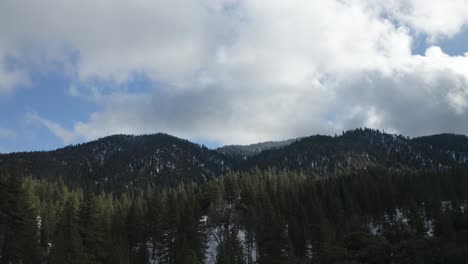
2 0 468 145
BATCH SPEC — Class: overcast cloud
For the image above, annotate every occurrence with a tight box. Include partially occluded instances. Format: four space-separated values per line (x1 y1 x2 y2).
2 0 468 145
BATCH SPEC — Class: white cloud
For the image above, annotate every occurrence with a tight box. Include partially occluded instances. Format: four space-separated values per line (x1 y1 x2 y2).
25 112 76 144
378 0 468 40
0 127 16 139
0 0 228 86
0 53 28 93
2 0 468 144
328 50 468 136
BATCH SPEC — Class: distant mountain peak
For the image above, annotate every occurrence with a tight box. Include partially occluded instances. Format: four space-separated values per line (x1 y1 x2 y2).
216 138 300 158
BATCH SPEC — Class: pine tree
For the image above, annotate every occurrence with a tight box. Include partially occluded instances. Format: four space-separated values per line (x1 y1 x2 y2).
49 194 86 264
216 228 245 264
146 190 165 263
126 200 149 264
78 192 107 263
0 172 42 264
159 192 178 264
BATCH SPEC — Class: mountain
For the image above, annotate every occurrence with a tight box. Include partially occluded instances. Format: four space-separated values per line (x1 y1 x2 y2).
246 128 468 175
0 133 233 190
216 138 299 159
4 128 468 263
1 128 468 190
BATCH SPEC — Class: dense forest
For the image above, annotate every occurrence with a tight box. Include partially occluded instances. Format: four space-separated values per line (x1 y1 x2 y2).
2 129 468 263
2 128 468 191
2 167 468 263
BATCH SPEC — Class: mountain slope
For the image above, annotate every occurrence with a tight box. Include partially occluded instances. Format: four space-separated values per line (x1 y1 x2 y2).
216 138 299 159
1 128 468 189
245 128 468 175
0 133 233 190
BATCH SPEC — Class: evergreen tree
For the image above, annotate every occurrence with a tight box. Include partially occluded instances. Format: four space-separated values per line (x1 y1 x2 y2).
78 192 107 263
49 195 86 264
0 172 42 264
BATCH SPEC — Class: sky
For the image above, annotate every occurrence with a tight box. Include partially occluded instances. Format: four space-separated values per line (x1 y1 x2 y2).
1 0 468 153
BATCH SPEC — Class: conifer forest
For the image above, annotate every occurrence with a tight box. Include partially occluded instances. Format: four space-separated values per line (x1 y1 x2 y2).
2 129 468 263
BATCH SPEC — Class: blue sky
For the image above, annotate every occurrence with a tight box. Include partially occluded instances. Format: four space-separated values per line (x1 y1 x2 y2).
411 28 468 56
0 69 94 152
438 28 468 56
1 1 468 153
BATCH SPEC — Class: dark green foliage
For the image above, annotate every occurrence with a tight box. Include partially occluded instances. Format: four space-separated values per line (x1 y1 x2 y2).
0 171 41 264
126 200 149 264
0 133 234 191
2 168 468 263
2 129 468 192
247 128 468 176
78 192 108 263
216 228 245 264
48 195 85 264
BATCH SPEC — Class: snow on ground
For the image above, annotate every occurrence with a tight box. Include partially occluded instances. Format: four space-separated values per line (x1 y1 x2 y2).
425 219 433 237
147 241 158 264
204 215 257 264
395 208 408 224
368 220 380 235
441 200 468 212
238 228 257 263
205 226 220 264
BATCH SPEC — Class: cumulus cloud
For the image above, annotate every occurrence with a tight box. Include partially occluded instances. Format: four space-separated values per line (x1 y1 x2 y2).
2 0 468 144
379 0 468 39
0 0 228 85
330 52 468 136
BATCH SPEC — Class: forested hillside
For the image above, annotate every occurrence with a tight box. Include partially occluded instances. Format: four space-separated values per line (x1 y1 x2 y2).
1 128 468 190
2 168 468 263
0 133 233 191
2 128 468 263
216 138 299 159
247 129 468 175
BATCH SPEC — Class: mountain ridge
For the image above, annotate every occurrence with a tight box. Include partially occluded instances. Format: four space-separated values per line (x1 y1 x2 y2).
216 138 300 159
2 128 468 190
